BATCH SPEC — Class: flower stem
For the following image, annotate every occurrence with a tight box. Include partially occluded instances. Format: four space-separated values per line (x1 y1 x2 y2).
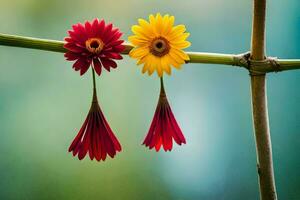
250 0 277 199
1 33 300 72
160 77 166 95
91 68 98 103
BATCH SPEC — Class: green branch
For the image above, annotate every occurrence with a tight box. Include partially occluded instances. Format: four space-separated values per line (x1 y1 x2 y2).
0 33 300 73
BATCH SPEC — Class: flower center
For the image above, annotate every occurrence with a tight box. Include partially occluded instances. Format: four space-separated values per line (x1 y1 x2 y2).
150 37 170 57
85 38 104 54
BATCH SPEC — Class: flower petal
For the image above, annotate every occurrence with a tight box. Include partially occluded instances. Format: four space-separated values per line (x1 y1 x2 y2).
100 58 117 71
93 58 102 76
129 47 149 59
103 52 123 60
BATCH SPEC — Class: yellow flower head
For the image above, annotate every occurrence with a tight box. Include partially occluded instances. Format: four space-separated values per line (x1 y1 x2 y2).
129 13 191 77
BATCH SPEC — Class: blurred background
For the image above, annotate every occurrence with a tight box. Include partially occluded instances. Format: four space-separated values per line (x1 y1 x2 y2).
0 0 299 199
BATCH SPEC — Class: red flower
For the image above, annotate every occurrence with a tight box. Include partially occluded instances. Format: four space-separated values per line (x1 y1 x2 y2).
69 89 122 161
64 18 125 76
143 78 186 151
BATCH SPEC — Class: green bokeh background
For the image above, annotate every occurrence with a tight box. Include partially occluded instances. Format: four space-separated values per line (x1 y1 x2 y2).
0 0 299 199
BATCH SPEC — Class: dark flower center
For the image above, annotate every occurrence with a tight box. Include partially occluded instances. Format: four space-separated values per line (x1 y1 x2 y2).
86 38 104 54
150 37 170 57
90 41 100 48
156 42 163 49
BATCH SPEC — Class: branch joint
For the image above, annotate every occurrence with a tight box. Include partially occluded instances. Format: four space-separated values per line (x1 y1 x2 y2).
234 52 282 75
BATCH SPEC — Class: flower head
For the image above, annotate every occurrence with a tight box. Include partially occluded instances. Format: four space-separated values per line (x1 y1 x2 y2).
143 78 186 151
69 89 122 161
64 18 125 76
129 13 191 77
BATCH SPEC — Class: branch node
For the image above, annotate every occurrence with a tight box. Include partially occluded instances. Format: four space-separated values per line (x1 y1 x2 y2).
233 52 282 75
268 57 281 72
249 56 281 75
233 51 251 68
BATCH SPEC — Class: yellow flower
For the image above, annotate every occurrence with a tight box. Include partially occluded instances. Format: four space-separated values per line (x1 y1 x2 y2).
129 13 191 77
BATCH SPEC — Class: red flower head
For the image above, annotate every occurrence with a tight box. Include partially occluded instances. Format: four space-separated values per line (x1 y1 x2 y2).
64 18 125 76
143 78 186 151
69 87 122 161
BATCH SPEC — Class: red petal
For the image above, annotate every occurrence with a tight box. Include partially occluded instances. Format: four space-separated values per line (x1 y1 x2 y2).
155 137 162 152
149 110 163 150
78 113 94 160
71 23 87 42
103 52 123 60
112 44 125 53
98 108 122 152
168 106 186 144
105 29 122 44
100 127 107 161
155 107 165 151
91 19 99 34
165 106 181 145
162 106 173 151
102 23 113 42
104 133 116 158
64 52 80 61
64 42 85 53
88 113 96 160
93 113 102 161
84 21 93 38
93 58 102 76
103 28 118 43
104 40 123 49
143 105 161 146
72 58 88 71
68 116 89 152
100 58 117 71
72 58 91 75
96 19 106 38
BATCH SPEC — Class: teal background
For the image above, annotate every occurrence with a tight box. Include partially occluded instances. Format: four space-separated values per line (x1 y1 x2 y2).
0 0 299 199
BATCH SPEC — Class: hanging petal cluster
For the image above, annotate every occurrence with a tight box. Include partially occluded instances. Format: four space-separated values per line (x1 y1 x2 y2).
69 91 122 161
142 79 186 151
64 18 125 76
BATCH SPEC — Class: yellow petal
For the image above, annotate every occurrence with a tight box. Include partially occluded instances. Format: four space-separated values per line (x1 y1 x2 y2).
160 15 169 36
164 15 175 36
128 35 150 47
170 41 191 49
147 65 155 75
149 14 156 28
154 58 163 77
161 57 171 75
170 48 190 61
169 50 185 64
169 32 190 43
138 18 155 36
136 55 149 65
132 25 152 39
146 55 160 76
167 25 186 41
129 47 149 59
165 54 182 69
155 13 163 35
156 68 163 77
147 55 157 75
142 64 148 74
